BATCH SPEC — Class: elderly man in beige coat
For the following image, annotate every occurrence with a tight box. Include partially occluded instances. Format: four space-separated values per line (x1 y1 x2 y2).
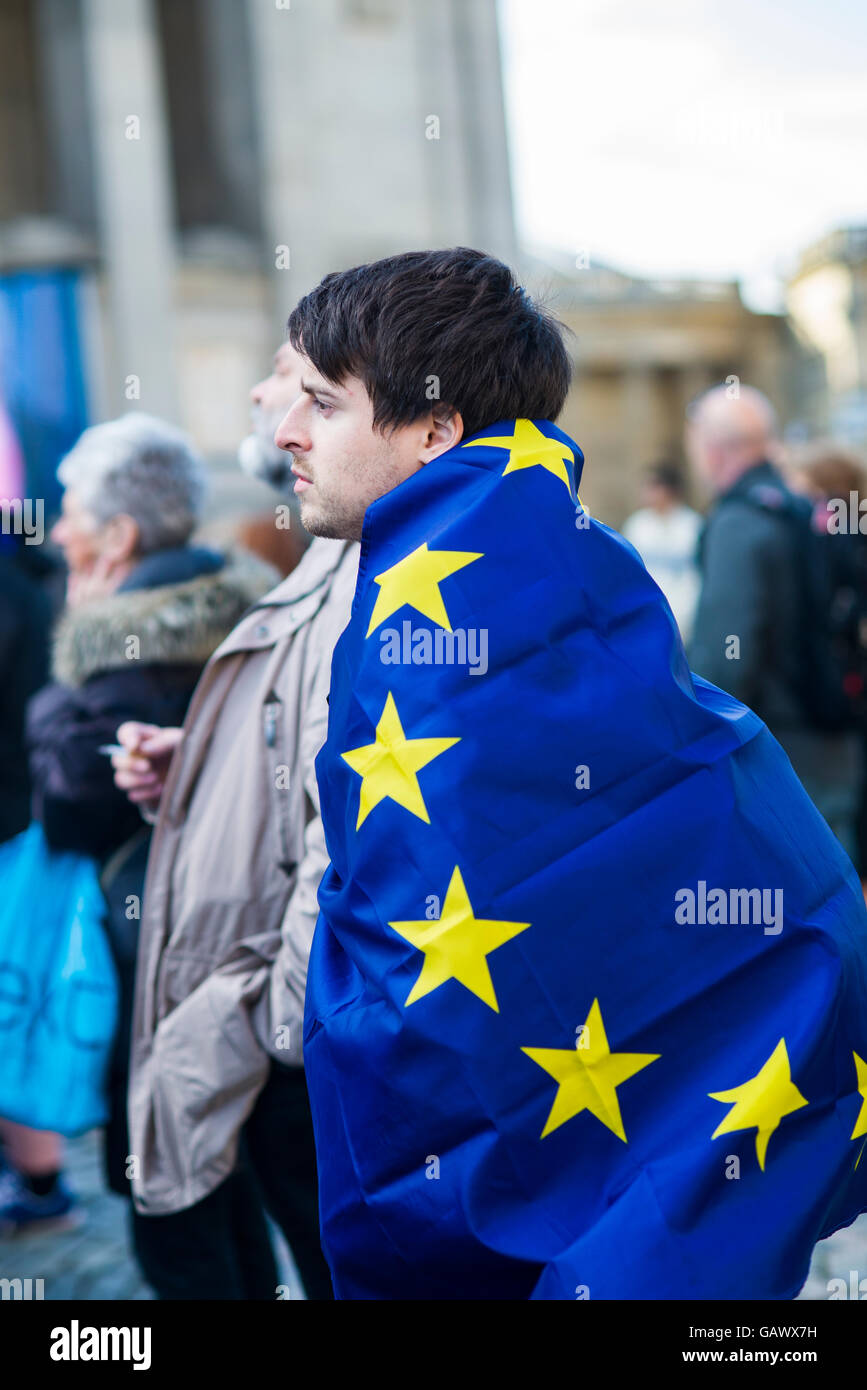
113 344 358 1300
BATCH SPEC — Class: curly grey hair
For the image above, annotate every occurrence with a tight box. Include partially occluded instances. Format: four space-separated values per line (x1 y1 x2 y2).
57 412 209 554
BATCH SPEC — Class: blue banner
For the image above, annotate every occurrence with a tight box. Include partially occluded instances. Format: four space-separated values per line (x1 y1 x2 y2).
0 268 89 514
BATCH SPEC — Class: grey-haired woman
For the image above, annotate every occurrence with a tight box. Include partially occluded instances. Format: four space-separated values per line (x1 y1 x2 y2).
0 413 275 1244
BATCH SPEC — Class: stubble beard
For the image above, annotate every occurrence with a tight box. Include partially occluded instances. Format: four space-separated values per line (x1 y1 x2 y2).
298 488 364 542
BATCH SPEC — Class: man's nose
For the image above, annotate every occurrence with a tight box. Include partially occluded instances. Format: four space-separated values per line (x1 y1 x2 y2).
274 400 307 454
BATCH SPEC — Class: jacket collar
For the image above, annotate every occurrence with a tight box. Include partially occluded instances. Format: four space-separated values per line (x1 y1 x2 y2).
210 538 358 659
52 550 276 687
248 537 355 610
720 460 785 504
117 545 225 593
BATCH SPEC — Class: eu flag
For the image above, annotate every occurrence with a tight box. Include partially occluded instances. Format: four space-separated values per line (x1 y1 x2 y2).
304 418 867 1300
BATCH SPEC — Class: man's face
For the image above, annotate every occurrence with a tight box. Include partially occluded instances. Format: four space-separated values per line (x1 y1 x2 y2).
238 342 303 491
684 420 715 490
51 488 104 575
642 480 672 513
274 358 439 540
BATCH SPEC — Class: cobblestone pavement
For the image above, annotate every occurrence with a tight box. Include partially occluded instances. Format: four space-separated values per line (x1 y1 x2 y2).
2 1128 865 1300
0 1130 303 1301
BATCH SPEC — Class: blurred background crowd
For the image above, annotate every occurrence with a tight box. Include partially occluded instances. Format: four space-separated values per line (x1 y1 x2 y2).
1 0 866 1294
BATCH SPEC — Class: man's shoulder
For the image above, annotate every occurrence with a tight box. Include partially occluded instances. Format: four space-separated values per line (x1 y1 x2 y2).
711 485 793 537
718 464 802 523
700 484 806 593
205 539 358 664
260 537 358 607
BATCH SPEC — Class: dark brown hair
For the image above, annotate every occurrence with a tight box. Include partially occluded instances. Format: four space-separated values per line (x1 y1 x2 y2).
287 247 572 439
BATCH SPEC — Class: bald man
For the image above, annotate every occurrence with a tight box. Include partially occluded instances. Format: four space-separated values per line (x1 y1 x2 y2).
686 384 861 857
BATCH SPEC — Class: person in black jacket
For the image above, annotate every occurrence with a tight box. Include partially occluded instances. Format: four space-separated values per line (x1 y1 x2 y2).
0 413 276 1253
687 385 862 859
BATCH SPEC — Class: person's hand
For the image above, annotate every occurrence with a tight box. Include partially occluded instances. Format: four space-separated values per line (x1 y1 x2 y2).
66 553 121 608
112 722 184 807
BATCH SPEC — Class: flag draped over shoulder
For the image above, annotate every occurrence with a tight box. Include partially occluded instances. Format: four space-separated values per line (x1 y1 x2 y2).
304 417 867 1301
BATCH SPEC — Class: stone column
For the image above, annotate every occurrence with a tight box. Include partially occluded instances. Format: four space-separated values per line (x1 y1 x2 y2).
246 0 331 321
681 365 711 419
447 0 517 266
34 0 97 232
246 0 519 325
200 0 262 240
621 362 659 471
81 0 178 418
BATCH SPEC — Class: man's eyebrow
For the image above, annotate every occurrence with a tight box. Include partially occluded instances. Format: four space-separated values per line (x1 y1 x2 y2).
300 376 339 400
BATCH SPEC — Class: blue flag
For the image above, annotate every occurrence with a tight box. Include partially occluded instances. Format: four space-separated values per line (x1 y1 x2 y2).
304 418 867 1300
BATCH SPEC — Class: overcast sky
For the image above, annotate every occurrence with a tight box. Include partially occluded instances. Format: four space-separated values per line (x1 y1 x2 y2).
498 0 867 309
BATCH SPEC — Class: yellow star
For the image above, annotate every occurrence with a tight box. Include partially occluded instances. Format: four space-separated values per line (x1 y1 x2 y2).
851 1052 867 1141
366 543 483 637
463 418 576 495
709 1038 808 1171
522 999 660 1141
389 865 530 1010
341 691 459 830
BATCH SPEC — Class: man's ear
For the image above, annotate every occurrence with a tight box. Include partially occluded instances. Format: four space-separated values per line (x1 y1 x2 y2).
420 407 463 464
103 513 141 564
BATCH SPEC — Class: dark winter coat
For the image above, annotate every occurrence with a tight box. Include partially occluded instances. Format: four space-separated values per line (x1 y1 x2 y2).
689 462 806 731
27 546 274 859
688 461 861 852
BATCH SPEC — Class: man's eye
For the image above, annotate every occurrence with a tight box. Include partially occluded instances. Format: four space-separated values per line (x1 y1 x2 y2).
314 398 333 414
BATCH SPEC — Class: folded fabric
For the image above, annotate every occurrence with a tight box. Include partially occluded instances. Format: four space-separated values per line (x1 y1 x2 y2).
305 417 867 1300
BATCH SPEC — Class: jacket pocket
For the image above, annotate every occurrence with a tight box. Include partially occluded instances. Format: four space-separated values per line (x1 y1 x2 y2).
263 690 297 879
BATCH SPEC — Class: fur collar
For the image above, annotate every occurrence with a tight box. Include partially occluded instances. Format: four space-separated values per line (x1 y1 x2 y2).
53 550 277 688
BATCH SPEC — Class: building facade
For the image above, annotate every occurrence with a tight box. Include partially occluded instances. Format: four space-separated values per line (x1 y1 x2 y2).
0 0 855 531
0 0 515 469
785 226 867 449
524 253 819 525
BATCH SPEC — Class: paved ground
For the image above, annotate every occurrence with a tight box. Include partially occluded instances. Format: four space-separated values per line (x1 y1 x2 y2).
0 1130 303 1301
1 1127 865 1300
797 1212 867 1300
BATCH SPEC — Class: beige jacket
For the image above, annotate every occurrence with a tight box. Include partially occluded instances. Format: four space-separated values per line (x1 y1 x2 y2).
128 537 359 1214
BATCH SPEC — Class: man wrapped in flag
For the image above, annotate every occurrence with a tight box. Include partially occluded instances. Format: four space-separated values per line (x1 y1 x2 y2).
275 248 867 1299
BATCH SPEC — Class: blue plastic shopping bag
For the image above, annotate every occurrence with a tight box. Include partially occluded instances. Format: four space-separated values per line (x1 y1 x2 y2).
0 822 118 1134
